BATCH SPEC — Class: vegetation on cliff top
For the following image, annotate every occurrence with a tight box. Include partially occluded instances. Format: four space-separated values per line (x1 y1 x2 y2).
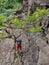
0 0 49 38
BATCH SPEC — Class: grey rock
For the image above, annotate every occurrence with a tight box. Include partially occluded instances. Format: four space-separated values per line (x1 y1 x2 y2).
13 29 22 37
46 33 49 40
41 45 49 56
14 58 22 65
36 38 47 49
6 52 10 62
21 33 39 65
6 63 11 65
38 50 49 65
10 51 14 63
0 38 14 65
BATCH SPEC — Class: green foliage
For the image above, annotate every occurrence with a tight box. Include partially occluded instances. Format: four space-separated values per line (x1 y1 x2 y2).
0 33 7 38
36 8 49 15
27 8 49 22
0 26 7 29
0 0 21 17
16 0 21 2
29 26 43 33
27 8 49 33
0 1 49 39
0 15 6 24
7 14 14 20
12 19 25 27
27 12 40 22
0 0 21 10
13 2 21 10
4 9 14 18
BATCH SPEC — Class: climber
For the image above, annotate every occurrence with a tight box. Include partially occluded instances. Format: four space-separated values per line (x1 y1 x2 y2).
16 39 22 51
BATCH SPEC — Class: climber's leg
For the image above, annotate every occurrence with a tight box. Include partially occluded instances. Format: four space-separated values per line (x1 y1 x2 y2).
19 44 21 50
16 44 21 50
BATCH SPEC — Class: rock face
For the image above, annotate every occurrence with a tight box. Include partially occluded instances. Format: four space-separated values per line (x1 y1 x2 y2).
0 38 14 65
36 37 49 65
0 27 49 65
13 30 39 65
0 30 39 65
0 15 49 65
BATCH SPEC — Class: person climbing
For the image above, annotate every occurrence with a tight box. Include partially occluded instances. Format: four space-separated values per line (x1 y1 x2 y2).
16 39 22 51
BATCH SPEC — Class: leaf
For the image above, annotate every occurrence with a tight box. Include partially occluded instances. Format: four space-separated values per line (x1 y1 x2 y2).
13 2 21 10
0 14 6 24
0 33 7 38
0 26 7 29
29 26 43 33
12 19 25 28
26 8 49 29
36 8 49 15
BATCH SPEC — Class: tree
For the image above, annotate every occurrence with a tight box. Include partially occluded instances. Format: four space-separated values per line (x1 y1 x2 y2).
0 0 21 13
0 8 49 39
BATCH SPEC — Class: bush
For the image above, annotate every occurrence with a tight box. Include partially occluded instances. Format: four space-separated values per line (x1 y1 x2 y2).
0 33 7 38
13 2 21 10
27 8 49 22
36 8 49 15
0 14 6 24
12 18 25 28
0 25 7 29
29 26 43 33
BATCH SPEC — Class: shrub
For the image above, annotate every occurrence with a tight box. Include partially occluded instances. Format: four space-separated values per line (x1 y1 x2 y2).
0 26 7 29
12 18 25 28
29 26 43 33
36 8 49 15
13 2 21 10
0 14 6 24
0 33 7 38
27 8 49 22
